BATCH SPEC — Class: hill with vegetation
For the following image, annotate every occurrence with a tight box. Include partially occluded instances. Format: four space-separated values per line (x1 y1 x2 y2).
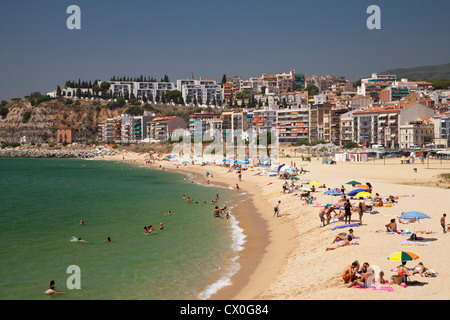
380 63 450 89
0 93 220 144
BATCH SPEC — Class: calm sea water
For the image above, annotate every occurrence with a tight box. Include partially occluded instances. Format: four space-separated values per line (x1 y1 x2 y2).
0 158 243 300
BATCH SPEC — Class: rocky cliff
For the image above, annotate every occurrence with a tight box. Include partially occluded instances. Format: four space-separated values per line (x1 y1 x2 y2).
0 98 127 143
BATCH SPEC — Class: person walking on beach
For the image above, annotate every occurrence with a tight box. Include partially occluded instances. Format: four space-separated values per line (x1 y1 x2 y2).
441 214 447 234
273 200 281 218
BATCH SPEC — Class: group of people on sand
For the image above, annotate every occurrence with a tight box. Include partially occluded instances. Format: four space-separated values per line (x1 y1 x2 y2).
342 261 379 288
341 259 432 289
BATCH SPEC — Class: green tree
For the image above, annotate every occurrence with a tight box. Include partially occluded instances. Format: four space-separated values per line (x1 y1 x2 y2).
22 111 32 123
305 85 320 96
165 90 182 104
0 107 9 119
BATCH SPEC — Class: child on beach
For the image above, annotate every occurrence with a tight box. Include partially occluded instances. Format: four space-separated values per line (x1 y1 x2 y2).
273 201 281 218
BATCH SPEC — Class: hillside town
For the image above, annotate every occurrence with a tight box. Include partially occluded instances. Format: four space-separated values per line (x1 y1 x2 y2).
45 71 449 150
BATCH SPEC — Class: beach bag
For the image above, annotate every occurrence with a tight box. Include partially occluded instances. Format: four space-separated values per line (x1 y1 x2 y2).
391 275 403 285
342 273 350 282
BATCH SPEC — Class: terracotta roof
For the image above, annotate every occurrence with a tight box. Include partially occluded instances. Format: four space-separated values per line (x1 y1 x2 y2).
418 116 432 123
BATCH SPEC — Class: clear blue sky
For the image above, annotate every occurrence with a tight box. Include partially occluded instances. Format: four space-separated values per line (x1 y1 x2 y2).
0 0 449 101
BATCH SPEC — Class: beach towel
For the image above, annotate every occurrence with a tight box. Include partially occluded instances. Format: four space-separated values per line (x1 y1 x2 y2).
331 223 360 230
353 285 394 292
336 236 360 242
400 241 428 246
388 230 411 236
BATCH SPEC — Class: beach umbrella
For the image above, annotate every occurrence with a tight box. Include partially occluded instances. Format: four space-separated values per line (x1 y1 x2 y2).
310 181 321 185
399 211 431 237
400 211 431 220
299 187 312 191
346 181 361 186
291 177 299 181
354 191 373 198
324 189 341 204
357 185 371 190
387 251 419 262
324 189 341 195
348 188 370 197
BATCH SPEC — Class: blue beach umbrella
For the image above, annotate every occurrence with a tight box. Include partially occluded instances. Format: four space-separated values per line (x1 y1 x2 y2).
400 211 431 220
324 189 341 204
324 189 341 195
348 188 370 197
399 211 431 238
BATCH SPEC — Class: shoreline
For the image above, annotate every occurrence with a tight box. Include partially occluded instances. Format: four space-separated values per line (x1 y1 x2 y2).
92 153 297 300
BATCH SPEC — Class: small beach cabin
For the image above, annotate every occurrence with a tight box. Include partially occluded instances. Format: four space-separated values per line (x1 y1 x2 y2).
334 152 368 162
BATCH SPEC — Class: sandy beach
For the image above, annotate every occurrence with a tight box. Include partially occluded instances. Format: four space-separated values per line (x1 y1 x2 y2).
95 151 450 300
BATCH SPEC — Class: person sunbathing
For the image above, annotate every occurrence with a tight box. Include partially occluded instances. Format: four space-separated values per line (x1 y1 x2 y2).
385 219 398 232
326 235 353 251
332 229 354 243
411 262 428 277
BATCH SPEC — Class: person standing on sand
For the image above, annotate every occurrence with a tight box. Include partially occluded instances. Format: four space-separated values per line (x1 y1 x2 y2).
358 202 364 225
344 199 352 224
273 200 281 218
319 205 328 227
441 214 447 233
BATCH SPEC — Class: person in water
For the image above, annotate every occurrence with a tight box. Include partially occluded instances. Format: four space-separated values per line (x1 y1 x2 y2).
44 280 64 295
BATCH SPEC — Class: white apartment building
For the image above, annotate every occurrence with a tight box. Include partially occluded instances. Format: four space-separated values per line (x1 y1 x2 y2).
177 79 223 104
102 81 176 100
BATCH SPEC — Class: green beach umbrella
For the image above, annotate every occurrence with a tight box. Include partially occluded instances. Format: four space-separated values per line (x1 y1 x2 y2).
346 181 361 186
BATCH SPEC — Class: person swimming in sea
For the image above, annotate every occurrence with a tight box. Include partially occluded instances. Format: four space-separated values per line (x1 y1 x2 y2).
44 280 64 295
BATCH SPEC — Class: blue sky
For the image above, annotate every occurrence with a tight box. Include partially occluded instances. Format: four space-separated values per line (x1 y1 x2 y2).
0 0 449 101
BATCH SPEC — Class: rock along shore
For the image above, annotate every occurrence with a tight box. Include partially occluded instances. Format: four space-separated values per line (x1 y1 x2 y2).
0 148 98 159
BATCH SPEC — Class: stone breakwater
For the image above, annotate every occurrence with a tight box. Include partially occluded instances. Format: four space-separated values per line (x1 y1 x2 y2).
0 148 98 159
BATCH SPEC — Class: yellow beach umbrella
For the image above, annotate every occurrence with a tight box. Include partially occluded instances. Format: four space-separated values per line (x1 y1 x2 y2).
310 181 321 185
355 192 373 198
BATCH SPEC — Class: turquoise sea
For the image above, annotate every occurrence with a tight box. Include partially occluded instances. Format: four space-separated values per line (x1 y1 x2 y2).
0 158 243 300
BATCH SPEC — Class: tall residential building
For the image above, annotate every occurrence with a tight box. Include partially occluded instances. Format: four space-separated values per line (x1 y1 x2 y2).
399 118 434 149
276 106 309 143
177 79 223 105
252 107 278 133
147 116 186 142
353 102 434 148
221 109 248 142
432 112 450 147
357 73 397 102
309 103 333 142
189 113 222 141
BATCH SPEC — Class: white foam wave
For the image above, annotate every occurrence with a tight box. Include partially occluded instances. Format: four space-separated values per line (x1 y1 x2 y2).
197 207 247 300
